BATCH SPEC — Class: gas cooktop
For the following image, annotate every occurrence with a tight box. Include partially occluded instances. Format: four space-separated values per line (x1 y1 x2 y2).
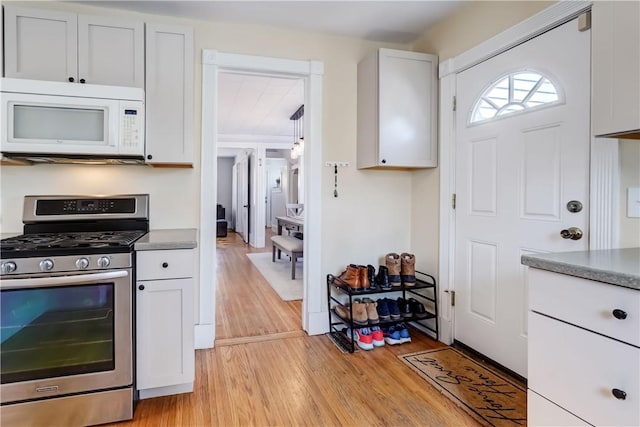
1 230 147 258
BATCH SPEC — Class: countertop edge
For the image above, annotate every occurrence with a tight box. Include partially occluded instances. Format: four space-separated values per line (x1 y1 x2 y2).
134 228 198 251
522 255 639 290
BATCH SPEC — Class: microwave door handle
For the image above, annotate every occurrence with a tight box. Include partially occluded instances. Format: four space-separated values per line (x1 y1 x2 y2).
0 270 129 289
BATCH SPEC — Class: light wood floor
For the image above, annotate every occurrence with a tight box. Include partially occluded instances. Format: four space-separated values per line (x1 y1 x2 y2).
109 229 482 426
215 229 302 340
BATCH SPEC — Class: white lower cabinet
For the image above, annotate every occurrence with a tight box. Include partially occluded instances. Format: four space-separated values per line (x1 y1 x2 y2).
528 268 640 426
136 249 195 398
528 390 590 427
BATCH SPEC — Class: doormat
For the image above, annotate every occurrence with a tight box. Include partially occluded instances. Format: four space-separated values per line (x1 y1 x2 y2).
399 348 526 427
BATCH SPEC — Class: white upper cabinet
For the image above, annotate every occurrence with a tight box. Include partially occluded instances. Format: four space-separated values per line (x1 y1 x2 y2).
78 15 144 87
3 6 143 88
144 24 194 165
357 48 438 169
592 1 640 139
4 7 77 82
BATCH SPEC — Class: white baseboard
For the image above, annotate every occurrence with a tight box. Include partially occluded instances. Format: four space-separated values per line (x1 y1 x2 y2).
138 382 193 399
305 311 329 335
194 323 214 349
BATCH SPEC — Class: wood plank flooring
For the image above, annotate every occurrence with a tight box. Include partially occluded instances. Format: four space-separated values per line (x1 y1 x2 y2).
108 229 482 426
215 230 302 340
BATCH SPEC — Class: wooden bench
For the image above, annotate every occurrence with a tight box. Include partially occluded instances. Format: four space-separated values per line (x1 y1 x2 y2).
271 235 303 279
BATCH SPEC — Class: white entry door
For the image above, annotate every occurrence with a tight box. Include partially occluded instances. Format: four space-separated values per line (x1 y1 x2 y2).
453 19 590 377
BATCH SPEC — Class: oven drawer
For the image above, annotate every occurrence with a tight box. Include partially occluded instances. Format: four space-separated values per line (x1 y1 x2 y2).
529 268 640 347
529 312 640 427
136 249 194 280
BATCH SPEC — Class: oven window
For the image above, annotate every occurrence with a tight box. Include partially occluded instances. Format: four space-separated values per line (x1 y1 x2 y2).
0 284 115 384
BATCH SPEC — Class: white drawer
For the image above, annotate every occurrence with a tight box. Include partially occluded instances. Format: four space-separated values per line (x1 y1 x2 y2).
529 312 640 427
137 249 194 280
528 390 591 426
529 268 640 347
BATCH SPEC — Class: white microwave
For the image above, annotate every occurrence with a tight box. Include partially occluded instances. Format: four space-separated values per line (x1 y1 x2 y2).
1 78 144 158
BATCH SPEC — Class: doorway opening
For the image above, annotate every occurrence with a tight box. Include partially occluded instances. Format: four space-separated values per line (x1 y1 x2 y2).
198 51 325 349
214 71 305 341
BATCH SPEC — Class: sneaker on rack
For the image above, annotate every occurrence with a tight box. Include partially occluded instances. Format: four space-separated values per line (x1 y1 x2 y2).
376 298 391 321
355 328 374 350
396 323 412 344
386 298 401 320
382 326 403 345
370 326 385 347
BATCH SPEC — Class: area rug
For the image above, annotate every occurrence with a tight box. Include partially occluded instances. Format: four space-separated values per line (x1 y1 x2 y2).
399 348 527 427
246 252 302 301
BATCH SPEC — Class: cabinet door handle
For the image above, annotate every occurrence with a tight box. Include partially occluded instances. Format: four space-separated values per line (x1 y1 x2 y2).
147 154 153 160
381 159 387 164
138 284 145 291
162 262 169 268
612 309 627 320
612 388 627 400
68 77 75 82
79 78 86 84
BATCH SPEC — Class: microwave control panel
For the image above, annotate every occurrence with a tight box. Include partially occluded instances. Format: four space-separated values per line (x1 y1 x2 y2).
119 101 144 155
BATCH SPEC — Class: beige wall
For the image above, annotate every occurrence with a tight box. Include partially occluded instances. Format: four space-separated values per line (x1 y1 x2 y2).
0 2 413 298
619 140 640 248
408 1 555 276
413 1 554 61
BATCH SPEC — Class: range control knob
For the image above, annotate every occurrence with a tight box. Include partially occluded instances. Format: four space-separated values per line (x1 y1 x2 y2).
76 258 90 270
40 259 54 271
1 261 17 274
97 256 111 268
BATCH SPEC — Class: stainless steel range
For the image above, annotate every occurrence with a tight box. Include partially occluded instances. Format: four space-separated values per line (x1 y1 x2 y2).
0 194 149 426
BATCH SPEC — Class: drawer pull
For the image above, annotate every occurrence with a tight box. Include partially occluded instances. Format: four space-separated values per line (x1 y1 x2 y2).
612 309 628 320
612 388 627 400
138 284 145 291
162 262 169 268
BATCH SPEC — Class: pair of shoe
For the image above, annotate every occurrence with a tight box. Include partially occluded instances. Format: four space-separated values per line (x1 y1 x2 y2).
335 264 377 291
376 298 401 321
385 253 416 287
334 298 379 325
382 324 411 345
397 297 429 319
345 327 385 350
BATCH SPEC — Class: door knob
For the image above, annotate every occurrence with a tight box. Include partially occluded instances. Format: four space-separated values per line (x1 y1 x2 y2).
560 227 583 240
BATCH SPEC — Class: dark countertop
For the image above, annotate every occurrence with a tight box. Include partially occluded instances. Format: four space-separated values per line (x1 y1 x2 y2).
135 229 198 251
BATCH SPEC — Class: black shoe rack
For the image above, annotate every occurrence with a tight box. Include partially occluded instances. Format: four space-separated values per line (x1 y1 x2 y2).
327 271 438 353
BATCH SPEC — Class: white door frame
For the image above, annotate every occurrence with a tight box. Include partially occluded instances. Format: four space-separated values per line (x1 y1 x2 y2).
197 50 325 349
437 0 620 344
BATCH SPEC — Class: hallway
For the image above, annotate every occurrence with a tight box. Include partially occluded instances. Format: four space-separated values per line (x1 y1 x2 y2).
215 230 302 341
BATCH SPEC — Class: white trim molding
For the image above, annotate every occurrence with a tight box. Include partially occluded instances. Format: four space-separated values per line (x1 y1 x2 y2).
440 0 592 77
590 138 620 249
437 72 456 344
200 50 325 348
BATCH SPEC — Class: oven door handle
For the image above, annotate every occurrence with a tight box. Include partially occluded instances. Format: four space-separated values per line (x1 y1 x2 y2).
0 270 129 289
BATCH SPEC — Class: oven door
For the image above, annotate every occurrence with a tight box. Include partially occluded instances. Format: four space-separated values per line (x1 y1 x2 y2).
0 270 132 404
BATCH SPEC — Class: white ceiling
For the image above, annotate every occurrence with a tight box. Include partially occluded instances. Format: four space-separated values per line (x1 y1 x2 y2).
217 73 304 143
80 1 466 44
79 1 466 149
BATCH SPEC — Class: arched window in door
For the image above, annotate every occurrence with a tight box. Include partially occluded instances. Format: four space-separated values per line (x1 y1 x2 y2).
469 71 561 125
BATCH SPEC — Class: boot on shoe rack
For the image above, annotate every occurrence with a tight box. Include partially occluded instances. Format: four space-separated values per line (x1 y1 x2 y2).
386 253 402 287
401 253 416 287
357 265 371 290
361 298 379 324
376 265 391 289
334 300 368 325
367 265 377 290
335 264 361 291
